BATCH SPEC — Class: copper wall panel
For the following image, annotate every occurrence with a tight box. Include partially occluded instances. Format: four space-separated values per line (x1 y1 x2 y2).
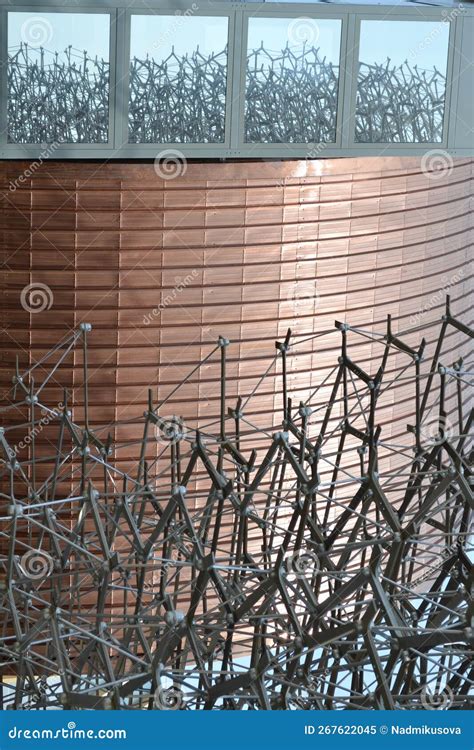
0 157 472 487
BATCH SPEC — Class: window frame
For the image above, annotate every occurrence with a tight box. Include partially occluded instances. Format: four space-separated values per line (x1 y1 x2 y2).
119 8 235 152
0 0 470 159
1 4 117 152
346 13 456 151
238 9 348 153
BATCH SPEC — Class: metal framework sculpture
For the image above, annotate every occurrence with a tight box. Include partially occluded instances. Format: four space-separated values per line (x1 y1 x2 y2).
245 44 339 143
129 47 227 144
356 62 446 143
0 297 472 710
7 43 446 145
7 45 110 144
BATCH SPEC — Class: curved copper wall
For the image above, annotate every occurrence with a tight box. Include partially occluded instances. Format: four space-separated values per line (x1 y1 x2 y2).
0 157 473 480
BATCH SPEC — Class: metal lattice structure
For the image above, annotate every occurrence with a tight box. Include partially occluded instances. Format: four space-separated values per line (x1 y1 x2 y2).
245 45 339 143
129 47 227 144
7 43 446 145
7 45 110 144
0 297 473 711
356 62 446 143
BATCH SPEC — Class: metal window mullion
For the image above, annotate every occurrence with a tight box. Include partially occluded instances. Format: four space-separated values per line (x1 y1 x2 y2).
446 13 465 152
229 7 245 153
454 13 474 151
342 13 362 148
337 14 357 153
431 15 456 150
113 8 130 153
0 8 8 148
236 10 252 154
339 13 358 151
108 8 119 152
222 9 236 151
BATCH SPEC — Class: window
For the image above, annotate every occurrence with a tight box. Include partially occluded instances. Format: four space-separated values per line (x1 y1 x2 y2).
7 12 110 144
355 20 450 143
2 4 467 157
245 17 342 143
128 15 229 144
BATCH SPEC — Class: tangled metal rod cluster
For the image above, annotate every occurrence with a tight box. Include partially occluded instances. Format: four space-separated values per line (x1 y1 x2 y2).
7 45 110 144
7 43 446 145
245 45 339 143
356 61 446 143
129 48 228 144
0 298 472 710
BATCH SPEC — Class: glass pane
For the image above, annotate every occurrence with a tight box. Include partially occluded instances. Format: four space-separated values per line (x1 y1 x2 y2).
356 20 450 143
245 17 342 143
8 12 110 144
129 16 228 144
